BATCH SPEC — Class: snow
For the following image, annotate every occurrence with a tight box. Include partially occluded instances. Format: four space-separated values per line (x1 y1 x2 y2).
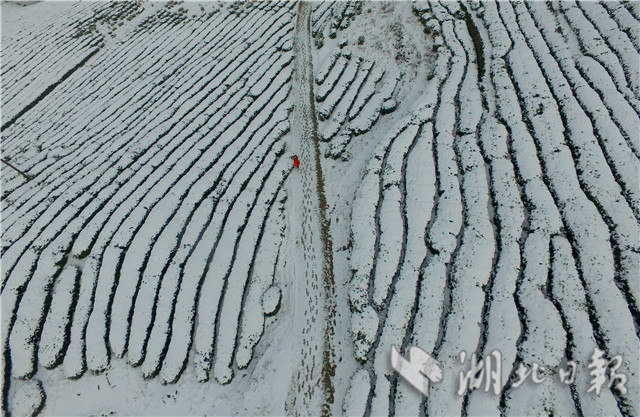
211 152 289 384
549 236 620 415
315 50 340 85
316 55 349 102
319 58 372 142
575 2 639 96
342 369 370 416
600 2 640 51
499 2 639 413
424 17 496 416
348 66 384 121
3 0 639 415
10 380 45 417
38 265 80 369
559 1 639 112
349 71 399 135
575 55 640 157
235 189 286 369
318 55 360 121
350 305 378 362
261 284 282 316
371 124 419 308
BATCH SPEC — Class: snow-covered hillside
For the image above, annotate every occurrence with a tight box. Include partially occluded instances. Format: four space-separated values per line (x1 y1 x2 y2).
1 1 638 416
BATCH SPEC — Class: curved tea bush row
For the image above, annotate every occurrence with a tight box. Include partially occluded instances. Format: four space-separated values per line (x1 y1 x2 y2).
342 1 639 416
2 3 296 414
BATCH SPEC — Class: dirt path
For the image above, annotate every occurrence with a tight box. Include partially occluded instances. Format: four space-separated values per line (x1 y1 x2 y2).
285 2 336 415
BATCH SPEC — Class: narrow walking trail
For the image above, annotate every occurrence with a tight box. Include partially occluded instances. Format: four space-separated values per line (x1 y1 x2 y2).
284 1 336 415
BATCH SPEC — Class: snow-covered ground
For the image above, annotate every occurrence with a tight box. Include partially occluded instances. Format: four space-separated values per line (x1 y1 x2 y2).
1 1 638 416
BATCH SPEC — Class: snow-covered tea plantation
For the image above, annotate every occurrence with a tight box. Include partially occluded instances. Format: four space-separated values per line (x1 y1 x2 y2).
1 1 638 415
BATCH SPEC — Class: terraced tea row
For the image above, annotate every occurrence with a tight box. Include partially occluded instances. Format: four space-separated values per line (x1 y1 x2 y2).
1 2 296 412
329 1 639 415
1 1 638 415
1 2 144 131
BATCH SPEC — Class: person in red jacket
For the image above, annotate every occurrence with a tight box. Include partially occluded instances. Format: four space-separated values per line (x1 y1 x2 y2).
293 155 300 168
